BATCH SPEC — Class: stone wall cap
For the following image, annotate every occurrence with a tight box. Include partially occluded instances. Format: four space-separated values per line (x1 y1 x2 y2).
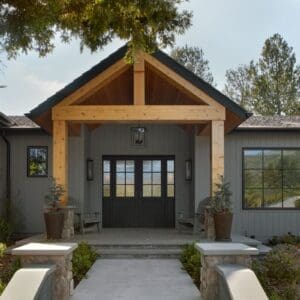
11 242 78 256
195 242 259 256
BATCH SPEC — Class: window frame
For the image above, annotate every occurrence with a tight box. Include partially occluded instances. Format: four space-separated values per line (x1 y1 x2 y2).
242 147 300 210
27 146 48 178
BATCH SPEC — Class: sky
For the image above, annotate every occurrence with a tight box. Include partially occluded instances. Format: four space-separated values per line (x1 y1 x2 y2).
1 0 300 115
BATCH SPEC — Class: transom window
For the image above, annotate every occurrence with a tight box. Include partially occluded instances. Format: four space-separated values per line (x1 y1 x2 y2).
27 146 48 177
243 148 300 209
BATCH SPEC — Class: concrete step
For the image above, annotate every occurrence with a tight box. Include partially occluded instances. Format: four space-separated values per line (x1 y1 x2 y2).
92 244 184 259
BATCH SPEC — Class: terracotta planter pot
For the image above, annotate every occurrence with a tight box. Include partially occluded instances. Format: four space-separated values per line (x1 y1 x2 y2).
44 211 64 239
213 212 233 241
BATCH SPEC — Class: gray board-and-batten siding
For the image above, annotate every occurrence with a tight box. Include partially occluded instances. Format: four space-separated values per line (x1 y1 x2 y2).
1 125 300 241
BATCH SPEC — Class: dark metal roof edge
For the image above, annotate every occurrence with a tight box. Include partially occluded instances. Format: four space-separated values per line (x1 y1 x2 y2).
27 45 128 119
152 50 251 121
233 127 300 132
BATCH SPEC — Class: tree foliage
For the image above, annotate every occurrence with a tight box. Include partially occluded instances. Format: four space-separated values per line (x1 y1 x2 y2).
170 44 214 84
224 34 300 115
0 0 192 62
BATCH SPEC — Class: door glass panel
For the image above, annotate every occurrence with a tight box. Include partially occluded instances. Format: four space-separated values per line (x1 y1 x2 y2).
126 185 134 197
153 160 161 172
152 173 161 184
126 160 134 172
103 185 110 197
116 160 125 172
167 159 175 197
143 160 152 172
167 160 174 172
116 185 125 197
116 173 125 184
167 173 174 184
116 160 135 198
167 185 174 197
153 185 161 197
103 160 111 197
142 159 163 197
143 185 151 197
143 173 151 184
103 173 110 184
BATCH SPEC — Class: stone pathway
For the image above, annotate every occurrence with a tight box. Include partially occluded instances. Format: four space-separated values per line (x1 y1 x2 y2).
71 259 201 300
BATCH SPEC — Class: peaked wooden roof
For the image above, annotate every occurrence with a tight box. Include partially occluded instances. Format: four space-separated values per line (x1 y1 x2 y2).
27 45 250 124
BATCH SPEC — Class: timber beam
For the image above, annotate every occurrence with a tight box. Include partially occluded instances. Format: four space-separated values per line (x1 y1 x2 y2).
52 105 225 123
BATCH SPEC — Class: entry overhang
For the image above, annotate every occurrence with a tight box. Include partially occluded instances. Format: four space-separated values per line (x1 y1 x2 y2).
52 105 225 123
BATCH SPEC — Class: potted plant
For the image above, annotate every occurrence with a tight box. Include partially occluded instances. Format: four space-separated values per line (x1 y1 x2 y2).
44 177 65 239
210 176 233 241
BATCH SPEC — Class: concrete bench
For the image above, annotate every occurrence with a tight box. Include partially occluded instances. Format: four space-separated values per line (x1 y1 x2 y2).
0 265 55 300
216 264 268 300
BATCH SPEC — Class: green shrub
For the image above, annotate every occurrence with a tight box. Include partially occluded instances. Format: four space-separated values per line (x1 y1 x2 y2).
295 199 300 208
180 243 201 286
0 219 13 243
252 244 300 300
0 244 6 257
269 233 300 246
0 281 6 295
72 242 98 285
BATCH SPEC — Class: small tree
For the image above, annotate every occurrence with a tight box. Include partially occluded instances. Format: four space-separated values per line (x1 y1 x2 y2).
45 177 65 211
210 176 232 214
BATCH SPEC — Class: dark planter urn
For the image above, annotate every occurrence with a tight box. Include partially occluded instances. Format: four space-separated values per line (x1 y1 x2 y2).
44 211 64 239
213 212 233 241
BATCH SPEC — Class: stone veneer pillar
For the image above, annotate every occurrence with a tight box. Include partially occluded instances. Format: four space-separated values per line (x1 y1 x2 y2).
11 242 78 300
195 243 259 300
204 206 215 239
61 206 75 239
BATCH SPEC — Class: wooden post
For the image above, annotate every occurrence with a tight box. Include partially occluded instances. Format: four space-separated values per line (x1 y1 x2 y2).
134 53 145 105
211 120 224 195
53 120 68 205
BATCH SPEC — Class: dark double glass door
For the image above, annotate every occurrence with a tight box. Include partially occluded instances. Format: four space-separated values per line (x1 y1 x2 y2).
102 156 175 227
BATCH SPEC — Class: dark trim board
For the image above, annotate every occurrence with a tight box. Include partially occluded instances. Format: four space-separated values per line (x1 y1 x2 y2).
102 155 176 228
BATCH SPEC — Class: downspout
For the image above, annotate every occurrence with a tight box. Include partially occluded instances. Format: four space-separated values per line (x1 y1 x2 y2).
1 130 11 220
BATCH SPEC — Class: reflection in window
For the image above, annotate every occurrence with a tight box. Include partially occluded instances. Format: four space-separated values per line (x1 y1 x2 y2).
143 160 161 197
116 160 135 197
243 149 300 209
103 160 111 197
27 147 48 177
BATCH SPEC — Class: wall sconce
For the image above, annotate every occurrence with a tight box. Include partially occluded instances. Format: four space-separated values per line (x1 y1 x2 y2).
185 159 192 181
87 159 94 181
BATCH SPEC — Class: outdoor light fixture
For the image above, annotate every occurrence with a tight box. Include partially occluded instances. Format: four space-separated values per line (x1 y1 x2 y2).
87 159 94 181
131 127 146 147
185 159 192 181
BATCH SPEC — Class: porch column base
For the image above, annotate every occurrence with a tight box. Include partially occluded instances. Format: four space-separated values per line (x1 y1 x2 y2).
61 206 75 239
11 242 78 300
195 243 258 300
204 206 215 240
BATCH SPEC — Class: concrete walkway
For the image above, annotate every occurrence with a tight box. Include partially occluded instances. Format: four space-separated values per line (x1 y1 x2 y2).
71 259 201 300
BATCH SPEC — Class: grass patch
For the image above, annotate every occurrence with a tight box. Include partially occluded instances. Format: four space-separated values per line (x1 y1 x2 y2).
180 243 201 287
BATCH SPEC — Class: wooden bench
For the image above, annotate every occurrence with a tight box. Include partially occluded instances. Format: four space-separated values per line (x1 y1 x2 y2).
76 212 101 234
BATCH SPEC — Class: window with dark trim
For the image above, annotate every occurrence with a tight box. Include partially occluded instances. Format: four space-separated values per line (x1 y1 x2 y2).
243 148 300 209
27 146 48 177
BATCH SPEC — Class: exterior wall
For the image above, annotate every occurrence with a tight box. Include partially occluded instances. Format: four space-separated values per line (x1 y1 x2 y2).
0 138 7 216
194 131 300 242
87 124 194 226
226 131 300 242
